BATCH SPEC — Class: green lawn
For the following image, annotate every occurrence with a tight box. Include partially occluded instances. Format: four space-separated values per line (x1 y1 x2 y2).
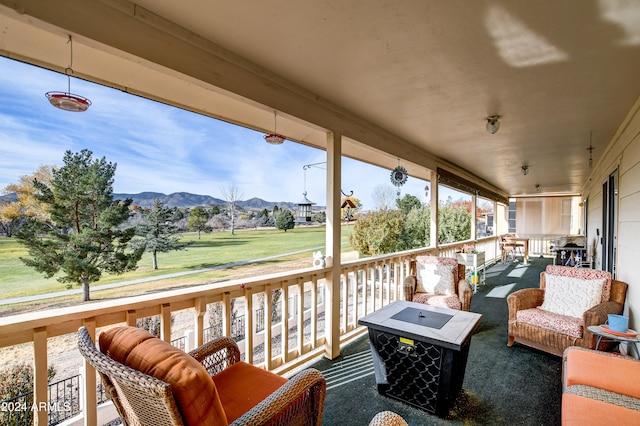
0 225 354 300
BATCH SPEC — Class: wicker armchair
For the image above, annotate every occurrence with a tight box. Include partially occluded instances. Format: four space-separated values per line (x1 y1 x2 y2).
507 266 628 357
403 256 473 312
77 326 326 426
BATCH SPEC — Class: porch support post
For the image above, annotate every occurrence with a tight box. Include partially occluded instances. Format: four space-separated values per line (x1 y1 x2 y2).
82 320 97 426
471 191 477 240
33 327 48 426
324 131 342 360
430 171 439 252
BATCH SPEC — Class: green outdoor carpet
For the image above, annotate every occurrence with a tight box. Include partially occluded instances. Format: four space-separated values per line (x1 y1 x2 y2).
313 256 562 426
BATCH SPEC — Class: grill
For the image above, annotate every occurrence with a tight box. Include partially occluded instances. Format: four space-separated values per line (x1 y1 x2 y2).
551 235 587 266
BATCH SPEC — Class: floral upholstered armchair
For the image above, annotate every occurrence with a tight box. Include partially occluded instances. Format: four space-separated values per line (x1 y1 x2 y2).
507 265 628 357
403 256 473 312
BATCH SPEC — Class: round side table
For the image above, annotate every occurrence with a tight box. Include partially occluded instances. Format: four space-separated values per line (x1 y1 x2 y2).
587 325 640 354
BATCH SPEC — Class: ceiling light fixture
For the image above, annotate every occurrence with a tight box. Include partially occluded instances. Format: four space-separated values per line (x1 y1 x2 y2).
264 111 286 145
45 35 91 112
486 115 500 134
521 165 529 175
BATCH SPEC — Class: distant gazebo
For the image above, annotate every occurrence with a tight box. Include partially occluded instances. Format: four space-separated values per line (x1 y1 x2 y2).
296 191 316 224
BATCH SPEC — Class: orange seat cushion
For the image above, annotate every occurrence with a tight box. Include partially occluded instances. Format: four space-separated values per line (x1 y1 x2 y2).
212 361 287 423
562 393 640 425
565 349 640 399
99 326 227 426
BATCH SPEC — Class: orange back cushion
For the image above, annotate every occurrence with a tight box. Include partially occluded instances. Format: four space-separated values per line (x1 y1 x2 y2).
99 326 227 426
565 348 640 399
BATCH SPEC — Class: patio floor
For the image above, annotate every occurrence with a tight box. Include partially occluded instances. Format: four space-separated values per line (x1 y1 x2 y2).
311 256 562 426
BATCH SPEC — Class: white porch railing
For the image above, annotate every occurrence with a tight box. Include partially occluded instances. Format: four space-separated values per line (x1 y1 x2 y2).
0 238 500 425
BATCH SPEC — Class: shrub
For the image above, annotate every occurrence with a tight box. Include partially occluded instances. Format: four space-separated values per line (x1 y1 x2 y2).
275 209 295 232
0 363 56 401
349 209 406 256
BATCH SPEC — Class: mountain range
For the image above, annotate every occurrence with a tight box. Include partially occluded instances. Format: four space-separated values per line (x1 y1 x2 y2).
0 191 310 210
113 192 302 210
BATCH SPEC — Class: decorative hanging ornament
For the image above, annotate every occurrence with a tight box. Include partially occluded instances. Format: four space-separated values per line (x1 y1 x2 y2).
390 164 408 197
586 131 595 169
264 110 286 144
45 35 91 112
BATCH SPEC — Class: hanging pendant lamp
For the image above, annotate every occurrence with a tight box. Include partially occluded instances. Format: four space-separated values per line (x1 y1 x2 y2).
264 111 286 144
45 35 91 112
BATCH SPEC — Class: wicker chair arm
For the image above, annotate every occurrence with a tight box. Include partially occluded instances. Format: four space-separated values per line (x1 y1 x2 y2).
507 288 545 320
403 275 417 301
189 336 241 376
566 384 640 410
583 300 624 328
230 368 326 426
610 279 628 305
457 279 473 311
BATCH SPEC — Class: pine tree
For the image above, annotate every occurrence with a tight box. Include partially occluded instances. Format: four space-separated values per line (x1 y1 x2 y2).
16 150 142 301
187 206 209 239
275 209 295 232
132 199 191 269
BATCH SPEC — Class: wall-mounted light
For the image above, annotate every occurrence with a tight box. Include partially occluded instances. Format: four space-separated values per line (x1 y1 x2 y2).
486 115 500 134
521 165 529 175
536 184 540 192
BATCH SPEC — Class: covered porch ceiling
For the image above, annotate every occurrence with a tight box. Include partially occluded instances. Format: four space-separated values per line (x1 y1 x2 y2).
1 0 640 198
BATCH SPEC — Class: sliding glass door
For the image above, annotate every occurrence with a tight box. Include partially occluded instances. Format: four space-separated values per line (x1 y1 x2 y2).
601 169 618 277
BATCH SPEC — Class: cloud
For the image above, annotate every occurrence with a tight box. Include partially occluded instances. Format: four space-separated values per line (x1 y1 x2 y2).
0 56 441 209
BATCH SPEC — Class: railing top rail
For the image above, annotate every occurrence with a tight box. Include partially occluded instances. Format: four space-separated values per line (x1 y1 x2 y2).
0 239 500 347
0 267 328 346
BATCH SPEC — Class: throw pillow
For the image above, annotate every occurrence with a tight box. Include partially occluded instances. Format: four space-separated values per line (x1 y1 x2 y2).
99 326 228 426
416 262 455 295
539 274 604 319
545 265 612 302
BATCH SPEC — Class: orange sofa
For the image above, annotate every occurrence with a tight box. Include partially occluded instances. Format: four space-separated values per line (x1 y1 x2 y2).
562 346 640 425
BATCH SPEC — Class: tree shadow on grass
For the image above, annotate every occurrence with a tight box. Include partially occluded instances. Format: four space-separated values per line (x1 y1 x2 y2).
191 257 292 271
188 239 250 248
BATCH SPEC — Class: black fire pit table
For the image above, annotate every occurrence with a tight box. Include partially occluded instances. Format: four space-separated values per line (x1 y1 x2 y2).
358 300 482 417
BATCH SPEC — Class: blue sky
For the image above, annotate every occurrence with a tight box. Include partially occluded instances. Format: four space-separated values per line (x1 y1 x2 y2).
0 56 436 209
